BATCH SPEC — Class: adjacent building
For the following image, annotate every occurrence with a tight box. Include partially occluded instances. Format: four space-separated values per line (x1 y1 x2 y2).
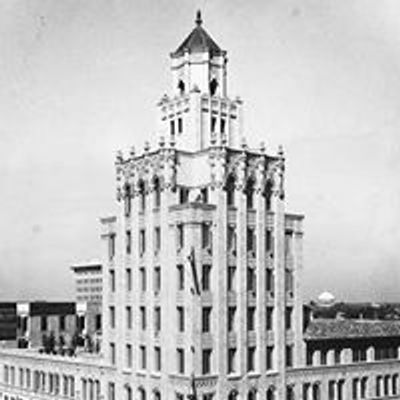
0 11 399 400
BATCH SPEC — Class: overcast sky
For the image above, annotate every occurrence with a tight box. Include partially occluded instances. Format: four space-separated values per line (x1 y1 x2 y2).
0 0 399 302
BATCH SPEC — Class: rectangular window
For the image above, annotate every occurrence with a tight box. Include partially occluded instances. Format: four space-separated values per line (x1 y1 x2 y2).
110 343 116 365
177 348 185 374
334 349 341 364
126 344 132 368
286 345 293 367
140 307 146 330
285 307 293 330
266 229 273 252
220 118 226 134
140 345 146 369
139 267 146 291
109 270 115 292
155 347 161 371
109 306 115 328
154 307 161 333
126 268 132 291
227 266 236 291
202 349 212 374
227 226 236 252
126 230 131 254
179 187 189 204
247 347 256 372
177 224 184 249
211 117 217 133
177 307 185 332
266 268 274 293
178 117 183 134
247 228 255 253
154 266 161 292
154 227 161 254
108 234 115 261
266 307 273 331
126 306 132 330
177 264 185 290
285 269 294 294
201 223 211 249
228 307 236 332
59 315 65 331
202 307 212 333
247 267 256 292
41 316 47 332
228 348 236 374
266 346 274 370
247 307 256 331
139 229 146 255
202 264 212 291
108 382 115 400
321 350 327 365
170 120 175 136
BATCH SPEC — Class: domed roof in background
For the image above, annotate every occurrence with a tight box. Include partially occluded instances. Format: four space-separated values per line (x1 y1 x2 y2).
317 291 335 306
171 11 225 58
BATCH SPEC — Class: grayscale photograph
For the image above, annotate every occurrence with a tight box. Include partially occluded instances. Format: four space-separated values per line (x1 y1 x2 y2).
0 1 399 400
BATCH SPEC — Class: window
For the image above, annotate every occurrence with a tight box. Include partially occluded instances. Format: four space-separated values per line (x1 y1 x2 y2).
202 349 212 374
227 226 237 252
59 315 65 331
392 375 398 396
154 227 161 254
286 386 294 400
247 347 256 372
139 267 146 291
154 307 161 333
266 230 273 252
126 268 132 291
177 265 185 290
155 347 161 371
108 234 116 260
266 346 274 370
154 266 161 292
228 348 236 374
211 116 217 132
126 230 131 254
321 350 327 365
170 120 175 136
285 345 293 367
202 265 212 291
201 223 211 249
247 228 256 253
226 175 235 206
334 349 341 364
227 266 236 292
126 306 132 330
220 118 226 134
178 80 185 94
140 307 146 330
41 316 47 332
285 269 293 294
177 307 185 332
154 177 161 208
108 382 115 400
138 180 146 212
202 307 212 333
266 307 273 331
285 307 293 330
246 180 255 209
177 224 184 249
110 343 116 365
109 269 115 292
228 307 236 332
126 344 132 368
177 348 185 373
139 346 146 369
139 229 146 255
179 187 189 204
247 267 256 292
110 306 115 328
247 307 256 331
178 117 183 134
266 269 274 293
209 78 218 96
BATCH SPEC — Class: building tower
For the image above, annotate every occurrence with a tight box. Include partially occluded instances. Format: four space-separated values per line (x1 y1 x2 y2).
101 12 304 400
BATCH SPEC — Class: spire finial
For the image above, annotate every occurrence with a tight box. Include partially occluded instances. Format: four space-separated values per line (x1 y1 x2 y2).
195 10 202 26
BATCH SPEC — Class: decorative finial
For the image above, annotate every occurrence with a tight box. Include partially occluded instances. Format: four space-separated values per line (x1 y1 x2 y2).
195 10 202 26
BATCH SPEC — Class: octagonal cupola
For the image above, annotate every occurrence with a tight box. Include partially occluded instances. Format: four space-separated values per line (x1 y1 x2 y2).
170 11 228 97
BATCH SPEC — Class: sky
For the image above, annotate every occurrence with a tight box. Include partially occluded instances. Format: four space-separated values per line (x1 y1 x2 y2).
0 0 399 302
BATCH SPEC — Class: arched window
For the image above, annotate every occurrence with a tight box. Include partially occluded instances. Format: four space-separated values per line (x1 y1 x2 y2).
228 389 238 400
245 178 255 209
138 180 146 212
209 78 218 96
124 183 131 217
264 179 273 211
312 383 321 400
125 385 132 400
286 385 294 400
178 80 185 95
266 387 275 400
153 389 161 400
393 375 398 396
138 387 146 400
153 176 161 208
248 388 257 400
226 174 235 207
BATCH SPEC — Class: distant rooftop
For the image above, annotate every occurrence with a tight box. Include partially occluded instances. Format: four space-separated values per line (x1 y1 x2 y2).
305 319 400 341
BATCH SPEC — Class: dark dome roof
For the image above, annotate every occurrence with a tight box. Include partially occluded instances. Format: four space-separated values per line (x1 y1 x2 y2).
171 11 224 58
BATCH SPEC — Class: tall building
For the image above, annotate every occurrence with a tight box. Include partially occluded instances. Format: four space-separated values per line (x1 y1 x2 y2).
1 11 400 400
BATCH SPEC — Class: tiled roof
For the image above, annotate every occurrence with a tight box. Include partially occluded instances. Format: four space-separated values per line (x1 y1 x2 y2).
304 319 400 341
172 11 224 58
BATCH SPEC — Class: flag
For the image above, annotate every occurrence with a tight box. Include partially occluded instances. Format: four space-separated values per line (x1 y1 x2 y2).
187 247 201 296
